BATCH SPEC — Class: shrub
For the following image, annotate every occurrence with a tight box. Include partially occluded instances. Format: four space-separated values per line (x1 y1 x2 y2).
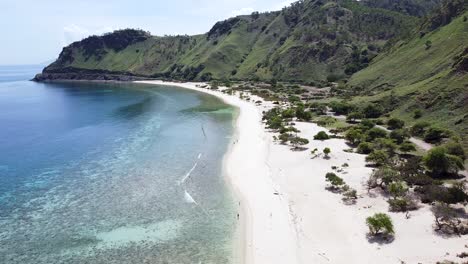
282 108 296 119
290 136 309 148
342 188 358 203
388 181 408 199
443 141 466 160
347 112 363 122
423 126 447 143
357 142 373 154
368 167 399 190
329 101 354 115
345 128 363 145
366 213 394 235
366 127 388 141
413 110 422 119
366 150 389 166
410 121 430 136
390 129 409 144
416 184 468 204
362 104 384 118
431 203 466 235
325 172 344 189
387 118 405 130
388 197 418 212
373 138 398 155
360 119 376 130
424 147 465 177
399 142 416 153
323 147 331 158
314 131 330 140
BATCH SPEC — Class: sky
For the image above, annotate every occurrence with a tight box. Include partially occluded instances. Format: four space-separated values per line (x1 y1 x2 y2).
0 0 297 65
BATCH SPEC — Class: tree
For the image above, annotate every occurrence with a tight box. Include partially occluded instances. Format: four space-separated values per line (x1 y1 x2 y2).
323 147 331 158
314 131 330 140
366 150 389 166
387 118 405 130
424 147 465 177
366 213 394 236
325 172 344 189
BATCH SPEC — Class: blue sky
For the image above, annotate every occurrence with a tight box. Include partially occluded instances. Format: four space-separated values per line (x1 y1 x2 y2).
0 0 296 65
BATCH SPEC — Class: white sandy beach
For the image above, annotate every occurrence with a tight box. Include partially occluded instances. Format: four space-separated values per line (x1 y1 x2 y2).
136 80 467 264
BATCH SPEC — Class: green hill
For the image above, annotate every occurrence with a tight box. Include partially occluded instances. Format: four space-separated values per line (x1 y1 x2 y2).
348 0 468 149
40 0 420 83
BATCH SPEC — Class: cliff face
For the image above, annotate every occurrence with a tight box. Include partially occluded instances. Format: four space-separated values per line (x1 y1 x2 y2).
37 0 423 83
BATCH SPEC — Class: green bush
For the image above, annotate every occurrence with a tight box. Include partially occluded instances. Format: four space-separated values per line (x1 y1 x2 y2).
388 197 418 212
325 172 344 188
423 126 448 143
388 181 408 199
366 213 394 235
416 184 468 204
368 167 400 189
443 141 466 160
366 127 388 141
323 147 331 158
399 142 416 153
424 147 465 177
413 110 422 119
387 118 405 130
357 142 373 154
410 121 430 136
347 112 364 122
390 129 410 144
360 119 376 130
290 136 309 148
345 128 363 145
362 104 384 118
366 150 389 166
314 131 330 140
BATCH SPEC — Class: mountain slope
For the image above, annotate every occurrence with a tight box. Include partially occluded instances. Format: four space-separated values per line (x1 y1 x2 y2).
39 0 419 83
348 0 468 149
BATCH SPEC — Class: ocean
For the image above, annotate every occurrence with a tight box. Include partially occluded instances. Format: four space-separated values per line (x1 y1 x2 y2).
0 65 237 263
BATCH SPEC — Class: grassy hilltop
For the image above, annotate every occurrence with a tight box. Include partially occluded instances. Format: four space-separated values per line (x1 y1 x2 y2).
43 0 422 83
348 0 468 150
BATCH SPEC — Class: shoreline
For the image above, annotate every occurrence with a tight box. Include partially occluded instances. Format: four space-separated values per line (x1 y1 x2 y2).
135 80 299 264
135 80 467 264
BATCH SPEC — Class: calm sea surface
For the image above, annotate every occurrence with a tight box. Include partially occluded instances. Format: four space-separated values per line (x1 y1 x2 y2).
0 65 237 263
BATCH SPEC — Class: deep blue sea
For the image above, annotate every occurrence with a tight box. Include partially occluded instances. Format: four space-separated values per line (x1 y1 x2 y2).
0 65 237 263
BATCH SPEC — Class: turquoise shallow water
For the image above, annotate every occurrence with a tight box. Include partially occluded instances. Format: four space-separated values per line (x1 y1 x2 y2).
0 66 237 263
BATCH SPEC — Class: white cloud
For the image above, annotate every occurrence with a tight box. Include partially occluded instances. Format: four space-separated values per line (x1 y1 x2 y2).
230 7 255 17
